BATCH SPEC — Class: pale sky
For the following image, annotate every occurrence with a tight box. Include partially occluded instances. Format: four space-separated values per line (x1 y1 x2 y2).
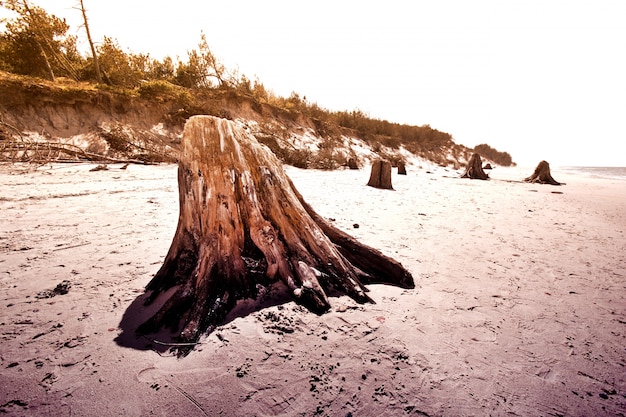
7 1 626 166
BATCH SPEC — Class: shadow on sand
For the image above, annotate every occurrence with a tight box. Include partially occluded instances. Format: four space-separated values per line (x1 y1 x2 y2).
115 282 297 354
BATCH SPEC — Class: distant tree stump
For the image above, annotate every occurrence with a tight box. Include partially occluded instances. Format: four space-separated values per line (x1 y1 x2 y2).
524 160 561 185
137 116 414 353
397 162 407 175
347 157 359 170
367 160 393 189
460 153 489 180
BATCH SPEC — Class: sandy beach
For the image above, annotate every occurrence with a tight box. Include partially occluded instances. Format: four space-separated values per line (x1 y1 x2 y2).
0 161 624 416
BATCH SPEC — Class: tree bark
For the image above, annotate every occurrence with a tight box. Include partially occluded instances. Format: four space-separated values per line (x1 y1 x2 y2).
137 116 414 353
367 160 393 189
460 153 489 180
524 160 561 185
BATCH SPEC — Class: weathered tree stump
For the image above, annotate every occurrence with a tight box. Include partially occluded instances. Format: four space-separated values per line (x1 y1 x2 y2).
347 157 359 170
367 160 393 189
524 160 561 185
397 162 407 175
460 153 489 180
137 116 414 353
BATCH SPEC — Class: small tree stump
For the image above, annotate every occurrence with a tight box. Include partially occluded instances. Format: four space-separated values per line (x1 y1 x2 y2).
460 153 489 180
367 160 393 189
137 116 414 354
347 157 359 170
397 162 407 175
524 160 561 185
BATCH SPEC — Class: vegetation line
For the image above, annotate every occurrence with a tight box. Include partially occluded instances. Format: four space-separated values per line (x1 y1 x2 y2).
0 1 514 167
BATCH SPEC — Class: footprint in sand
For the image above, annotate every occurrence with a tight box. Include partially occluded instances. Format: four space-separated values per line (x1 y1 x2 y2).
136 366 164 384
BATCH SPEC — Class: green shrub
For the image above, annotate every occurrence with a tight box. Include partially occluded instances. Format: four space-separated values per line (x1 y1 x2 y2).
138 80 181 100
473 144 514 166
283 148 312 169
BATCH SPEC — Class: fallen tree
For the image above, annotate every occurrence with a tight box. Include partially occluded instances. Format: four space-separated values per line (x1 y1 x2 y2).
0 139 155 165
137 116 414 354
0 116 177 164
524 160 561 185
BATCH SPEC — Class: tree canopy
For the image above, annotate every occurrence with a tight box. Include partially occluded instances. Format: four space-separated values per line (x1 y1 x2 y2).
473 143 514 166
0 0 76 80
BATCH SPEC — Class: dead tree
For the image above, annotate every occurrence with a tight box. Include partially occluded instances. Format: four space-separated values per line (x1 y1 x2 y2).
367 160 393 189
78 0 102 83
460 153 489 180
137 116 414 351
524 160 561 185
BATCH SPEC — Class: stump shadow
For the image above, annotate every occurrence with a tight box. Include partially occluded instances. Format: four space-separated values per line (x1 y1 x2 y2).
115 291 173 353
115 282 298 353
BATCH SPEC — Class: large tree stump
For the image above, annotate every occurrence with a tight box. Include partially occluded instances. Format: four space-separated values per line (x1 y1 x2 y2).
137 116 414 352
367 160 393 189
524 160 561 185
460 153 489 180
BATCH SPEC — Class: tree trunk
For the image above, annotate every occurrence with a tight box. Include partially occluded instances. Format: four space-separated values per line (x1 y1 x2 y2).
460 153 489 180
79 0 102 83
137 116 414 353
22 0 55 81
524 160 561 185
367 160 393 189
397 162 407 175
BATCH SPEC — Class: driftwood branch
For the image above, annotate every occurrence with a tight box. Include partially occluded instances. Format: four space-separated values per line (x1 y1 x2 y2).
0 140 155 165
1 114 176 165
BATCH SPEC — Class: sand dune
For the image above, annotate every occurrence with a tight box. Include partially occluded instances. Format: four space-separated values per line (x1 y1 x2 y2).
0 162 624 416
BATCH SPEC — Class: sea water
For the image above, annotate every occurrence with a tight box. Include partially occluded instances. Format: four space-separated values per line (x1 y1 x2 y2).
486 165 626 182
559 166 626 181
